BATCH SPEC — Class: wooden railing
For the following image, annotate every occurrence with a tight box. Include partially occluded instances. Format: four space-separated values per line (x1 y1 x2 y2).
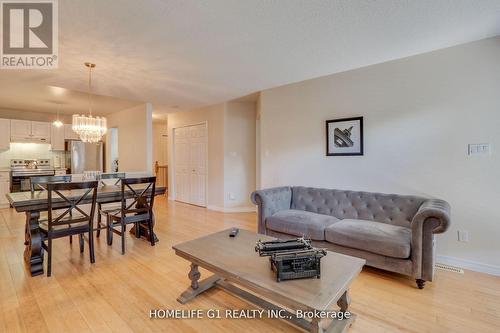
154 161 168 192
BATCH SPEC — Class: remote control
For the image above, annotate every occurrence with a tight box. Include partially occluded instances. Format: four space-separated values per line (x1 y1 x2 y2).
229 228 239 237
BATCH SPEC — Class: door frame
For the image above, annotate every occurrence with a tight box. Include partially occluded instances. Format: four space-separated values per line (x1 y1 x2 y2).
172 121 208 207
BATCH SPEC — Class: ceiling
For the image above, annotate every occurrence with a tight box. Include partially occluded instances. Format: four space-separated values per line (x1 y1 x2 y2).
0 0 499 116
0 84 142 115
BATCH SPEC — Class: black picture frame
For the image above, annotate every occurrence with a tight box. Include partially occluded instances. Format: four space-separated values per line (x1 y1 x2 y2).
326 116 364 156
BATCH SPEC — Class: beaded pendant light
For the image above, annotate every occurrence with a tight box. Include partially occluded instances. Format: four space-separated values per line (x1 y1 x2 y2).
72 62 107 143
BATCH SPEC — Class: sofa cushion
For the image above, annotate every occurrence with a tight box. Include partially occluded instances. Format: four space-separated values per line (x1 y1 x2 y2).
266 209 339 240
325 219 411 259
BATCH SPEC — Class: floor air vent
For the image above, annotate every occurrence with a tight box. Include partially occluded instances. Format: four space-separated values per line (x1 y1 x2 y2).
435 263 464 274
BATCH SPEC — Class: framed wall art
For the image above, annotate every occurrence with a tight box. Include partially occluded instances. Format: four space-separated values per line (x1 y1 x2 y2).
326 116 363 156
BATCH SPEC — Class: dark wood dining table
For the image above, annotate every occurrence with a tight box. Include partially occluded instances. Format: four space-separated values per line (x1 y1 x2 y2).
7 183 166 276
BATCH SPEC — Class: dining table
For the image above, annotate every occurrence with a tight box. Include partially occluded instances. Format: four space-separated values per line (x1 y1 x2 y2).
7 183 166 276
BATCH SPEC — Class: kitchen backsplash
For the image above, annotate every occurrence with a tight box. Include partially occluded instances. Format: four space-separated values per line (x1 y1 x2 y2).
0 143 65 168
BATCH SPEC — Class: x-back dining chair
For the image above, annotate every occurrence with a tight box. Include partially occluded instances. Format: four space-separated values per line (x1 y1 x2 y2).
95 172 126 238
30 175 72 193
29 175 74 244
98 172 126 186
40 181 98 276
105 176 156 254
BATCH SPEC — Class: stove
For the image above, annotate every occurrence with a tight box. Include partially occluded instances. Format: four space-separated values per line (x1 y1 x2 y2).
10 159 56 192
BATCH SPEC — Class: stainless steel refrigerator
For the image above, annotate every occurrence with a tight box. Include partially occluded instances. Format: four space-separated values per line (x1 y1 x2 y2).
65 140 103 174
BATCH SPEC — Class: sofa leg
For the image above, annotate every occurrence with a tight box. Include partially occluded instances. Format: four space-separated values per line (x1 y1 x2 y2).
416 279 426 289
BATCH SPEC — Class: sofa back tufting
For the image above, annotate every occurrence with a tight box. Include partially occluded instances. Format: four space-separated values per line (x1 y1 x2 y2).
290 187 425 227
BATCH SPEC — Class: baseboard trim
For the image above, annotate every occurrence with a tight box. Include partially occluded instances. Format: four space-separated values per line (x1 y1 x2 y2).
207 205 256 213
436 255 500 277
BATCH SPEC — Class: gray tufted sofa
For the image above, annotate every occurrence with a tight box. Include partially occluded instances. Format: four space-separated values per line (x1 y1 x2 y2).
251 186 450 289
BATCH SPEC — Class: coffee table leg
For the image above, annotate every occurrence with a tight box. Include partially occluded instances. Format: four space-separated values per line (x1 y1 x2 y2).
337 291 351 313
188 263 201 289
310 318 324 333
177 263 221 304
313 291 355 333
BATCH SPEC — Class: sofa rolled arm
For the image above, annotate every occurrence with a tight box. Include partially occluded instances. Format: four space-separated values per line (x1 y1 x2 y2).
412 199 451 234
251 186 292 234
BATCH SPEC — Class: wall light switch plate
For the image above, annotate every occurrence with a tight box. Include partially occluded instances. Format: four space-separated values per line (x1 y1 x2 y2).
468 143 491 156
457 230 469 242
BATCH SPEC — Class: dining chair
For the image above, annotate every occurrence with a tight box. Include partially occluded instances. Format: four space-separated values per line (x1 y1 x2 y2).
98 172 126 186
30 175 72 193
95 172 126 238
104 176 156 254
40 181 98 277
29 175 74 244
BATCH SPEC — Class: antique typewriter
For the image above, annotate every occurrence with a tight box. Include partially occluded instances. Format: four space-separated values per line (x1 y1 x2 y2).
255 238 327 282
255 237 312 256
271 249 327 282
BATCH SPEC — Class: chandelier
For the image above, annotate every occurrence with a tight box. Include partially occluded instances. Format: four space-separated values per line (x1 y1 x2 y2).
72 62 107 143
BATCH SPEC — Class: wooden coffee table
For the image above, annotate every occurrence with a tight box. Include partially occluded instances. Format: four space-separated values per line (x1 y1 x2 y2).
173 229 365 333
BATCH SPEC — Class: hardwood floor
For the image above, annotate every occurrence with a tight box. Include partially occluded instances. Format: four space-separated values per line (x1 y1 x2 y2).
1 197 499 333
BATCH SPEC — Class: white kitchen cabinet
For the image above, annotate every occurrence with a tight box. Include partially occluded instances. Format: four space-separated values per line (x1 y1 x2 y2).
0 119 10 150
31 121 51 140
10 119 32 139
0 172 10 208
51 124 65 150
10 120 51 143
64 124 80 140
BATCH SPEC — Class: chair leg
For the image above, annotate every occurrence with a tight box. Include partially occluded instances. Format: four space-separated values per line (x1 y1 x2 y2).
47 237 52 277
416 279 426 289
79 234 84 253
89 229 95 264
121 223 126 255
134 223 140 238
106 215 113 246
96 204 101 238
148 219 155 247
69 210 73 245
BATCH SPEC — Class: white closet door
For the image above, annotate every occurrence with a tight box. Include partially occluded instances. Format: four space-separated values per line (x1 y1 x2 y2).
174 124 207 207
174 127 191 204
189 124 207 206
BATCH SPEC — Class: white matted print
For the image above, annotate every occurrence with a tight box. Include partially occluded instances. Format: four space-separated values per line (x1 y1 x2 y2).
326 117 363 156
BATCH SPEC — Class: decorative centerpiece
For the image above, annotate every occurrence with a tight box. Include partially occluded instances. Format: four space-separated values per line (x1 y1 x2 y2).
255 237 327 282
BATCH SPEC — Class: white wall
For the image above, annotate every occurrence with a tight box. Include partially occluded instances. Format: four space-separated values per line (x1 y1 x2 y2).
107 128 119 172
255 94 262 190
224 102 256 209
259 37 500 269
106 103 153 172
153 120 168 168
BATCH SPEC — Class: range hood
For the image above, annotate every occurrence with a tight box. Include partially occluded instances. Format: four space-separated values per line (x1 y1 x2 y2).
10 135 49 143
